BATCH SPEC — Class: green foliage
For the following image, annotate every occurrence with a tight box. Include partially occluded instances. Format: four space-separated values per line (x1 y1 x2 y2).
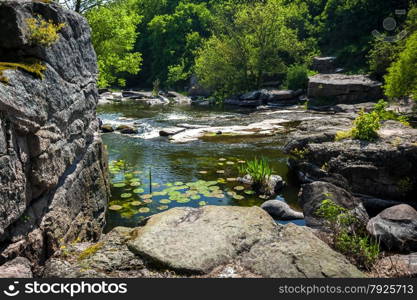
317 0 410 72
384 31 417 100
290 147 310 160
373 99 409 125
195 0 317 97
316 198 380 270
367 39 399 80
284 64 316 90
86 0 142 87
77 242 103 261
238 157 273 185
26 16 65 46
152 78 160 97
351 110 381 141
146 2 212 88
0 61 46 84
336 100 409 142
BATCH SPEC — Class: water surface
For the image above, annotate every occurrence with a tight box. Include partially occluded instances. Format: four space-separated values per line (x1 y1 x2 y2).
98 102 303 231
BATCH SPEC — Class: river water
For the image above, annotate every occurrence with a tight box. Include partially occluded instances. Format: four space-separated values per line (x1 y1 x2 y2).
97 102 303 231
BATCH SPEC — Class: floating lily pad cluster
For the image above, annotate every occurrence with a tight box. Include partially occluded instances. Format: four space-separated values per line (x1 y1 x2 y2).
107 157 265 221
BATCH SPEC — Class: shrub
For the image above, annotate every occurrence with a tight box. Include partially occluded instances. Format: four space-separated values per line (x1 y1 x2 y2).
384 32 417 100
315 197 380 270
284 64 315 90
26 16 65 47
336 100 409 142
351 110 380 141
373 99 409 126
152 78 160 97
238 157 273 185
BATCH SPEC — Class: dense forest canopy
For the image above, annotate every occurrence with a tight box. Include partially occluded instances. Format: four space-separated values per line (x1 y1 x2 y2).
65 0 416 101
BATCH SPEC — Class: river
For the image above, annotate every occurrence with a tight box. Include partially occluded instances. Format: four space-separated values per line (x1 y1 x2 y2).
97 101 304 231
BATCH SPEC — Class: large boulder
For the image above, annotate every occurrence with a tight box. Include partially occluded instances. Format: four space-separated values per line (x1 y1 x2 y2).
0 0 109 266
261 200 304 220
367 204 417 253
311 57 336 74
285 118 417 201
308 74 383 104
299 181 369 228
0 257 32 278
46 206 364 278
127 206 278 274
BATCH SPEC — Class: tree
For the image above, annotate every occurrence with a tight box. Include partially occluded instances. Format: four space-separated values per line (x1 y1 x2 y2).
146 1 212 88
57 0 106 13
194 0 316 97
384 31 417 100
86 0 142 87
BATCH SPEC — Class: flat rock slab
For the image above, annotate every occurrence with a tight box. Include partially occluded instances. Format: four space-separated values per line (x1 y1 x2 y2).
159 127 186 137
128 206 277 274
240 223 365 278
127 206 364 277
308 74 383 103
169 119 287 143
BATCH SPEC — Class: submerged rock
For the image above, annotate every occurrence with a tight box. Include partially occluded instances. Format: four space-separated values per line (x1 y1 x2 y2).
308 74 383 104
261 200 304 220
367 204 417 253
101 124 114 133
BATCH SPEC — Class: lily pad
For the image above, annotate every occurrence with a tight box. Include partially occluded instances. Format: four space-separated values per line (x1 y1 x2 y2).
143 199 153 204
191 195 201 200
217 178 226 184
227 191 237 196
141 194 153 199
130 201 142 206
177 198 191 203
216 170 225 174
234 186 245 191
238 160 246 164
165 183 173 187
198 201 207 206
133 188 145 194
174 181 184 186
198 171 208 174
233 195 244 200
159 199 171 204
157 205 169 211
112 183 126 188
218 163 224 166
214 193 225 198
151 183 160 187
109 205 123 211
219 158 226 161
244 190 255 195
226 178 237 182
121 193 132 198
226 161 235 165
138 207 150 213
259 195 269 200
133 171 142 174
130 182 141 187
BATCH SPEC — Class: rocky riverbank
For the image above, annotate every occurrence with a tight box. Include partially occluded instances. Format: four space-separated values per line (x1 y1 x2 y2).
0 0 109 273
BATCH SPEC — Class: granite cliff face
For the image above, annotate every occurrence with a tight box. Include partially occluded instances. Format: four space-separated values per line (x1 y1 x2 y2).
0 0 109 268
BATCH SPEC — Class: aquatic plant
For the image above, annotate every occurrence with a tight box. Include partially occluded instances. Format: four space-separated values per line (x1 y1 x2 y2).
26 16 65 46
238 157 273 185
